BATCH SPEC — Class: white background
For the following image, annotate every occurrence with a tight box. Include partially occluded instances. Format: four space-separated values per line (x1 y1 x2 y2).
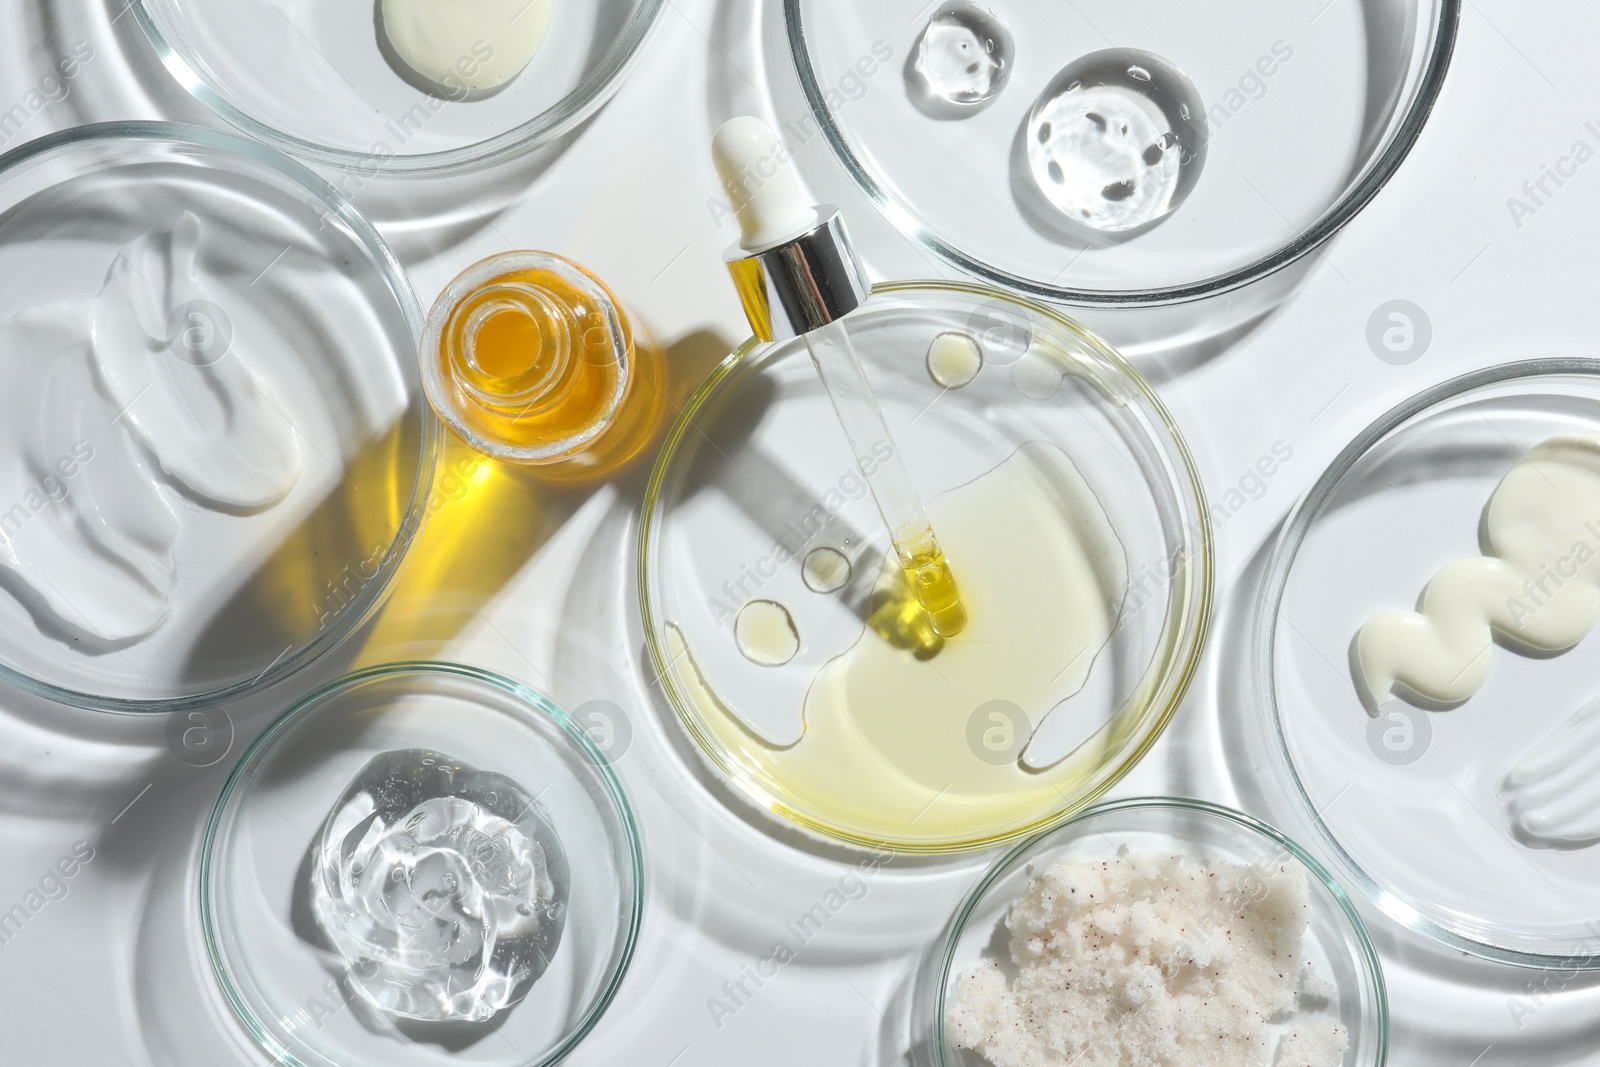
0 1 1597 1065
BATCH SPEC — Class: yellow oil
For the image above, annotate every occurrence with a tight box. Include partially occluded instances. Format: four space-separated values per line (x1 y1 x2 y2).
895 529 966 638
669 442 1146 849
431 254 664 480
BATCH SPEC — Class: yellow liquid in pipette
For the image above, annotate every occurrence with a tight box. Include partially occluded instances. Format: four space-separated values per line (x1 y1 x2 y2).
896 530 966 638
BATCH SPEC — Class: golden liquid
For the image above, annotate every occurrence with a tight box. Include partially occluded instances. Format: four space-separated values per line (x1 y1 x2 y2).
895 529 966 638
433 257 663 479
670 443 1151 849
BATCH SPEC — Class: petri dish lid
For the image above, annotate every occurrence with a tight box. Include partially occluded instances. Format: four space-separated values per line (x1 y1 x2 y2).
202 662 644 1067
131 0 666 173
783 0 1458 306
0 122 437 712
640 282 1213 852
1257 360 1600 967
931 798 1388 1066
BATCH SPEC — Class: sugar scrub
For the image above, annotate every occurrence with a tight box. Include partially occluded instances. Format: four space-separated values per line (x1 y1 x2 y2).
948 851 1347 1067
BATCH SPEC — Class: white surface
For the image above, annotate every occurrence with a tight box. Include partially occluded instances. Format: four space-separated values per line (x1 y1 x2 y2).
0 2 1598 1066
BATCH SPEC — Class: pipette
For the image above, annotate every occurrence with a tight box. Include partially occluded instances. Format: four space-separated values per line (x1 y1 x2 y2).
710 117 966 638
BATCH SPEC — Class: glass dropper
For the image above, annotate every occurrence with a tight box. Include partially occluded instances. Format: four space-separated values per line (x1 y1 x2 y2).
710 117 966 638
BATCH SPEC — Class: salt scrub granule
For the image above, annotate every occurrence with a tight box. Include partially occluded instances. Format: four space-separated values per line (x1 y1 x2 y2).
1274 1019 1348 1067
948 850 1348 1067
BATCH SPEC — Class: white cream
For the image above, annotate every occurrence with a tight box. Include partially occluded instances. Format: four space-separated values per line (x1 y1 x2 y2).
1501 695 1600 848
91 213 301 513
0 308 176 643
1354 433 1600 712
0 213 302 646
380 0 554 94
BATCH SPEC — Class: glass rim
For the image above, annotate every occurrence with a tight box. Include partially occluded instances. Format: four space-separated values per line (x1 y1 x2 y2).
637 279 1216 853
1253 357 1600 970
931 795 1390 1066
0 120 440 715
783 0 1461 308
199 659 647 1067
128 0 668 175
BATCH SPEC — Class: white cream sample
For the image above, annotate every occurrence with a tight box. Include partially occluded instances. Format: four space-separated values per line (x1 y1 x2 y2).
0 213 303 646
380 0 554 92
1354 433 1600 712
948 851 1346 1067
1501 694 1600 848
0 308 176 643
91 212 301 512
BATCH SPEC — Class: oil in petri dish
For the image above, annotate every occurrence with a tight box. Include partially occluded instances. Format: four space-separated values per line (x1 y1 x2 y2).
735 598 801 666
671 442 1134 845
926 330 983 388
1023 49 1206 233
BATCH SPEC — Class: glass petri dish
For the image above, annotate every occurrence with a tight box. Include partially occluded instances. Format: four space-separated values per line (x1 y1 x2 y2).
201 662 644 1067
639 282 1212 852
784 0 1458 305
131 0 666 173
927 798 1387 1066
1256 360 1600 967
0 122 436 713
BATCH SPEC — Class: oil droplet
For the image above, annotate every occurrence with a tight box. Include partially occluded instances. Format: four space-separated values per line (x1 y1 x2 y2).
802 547 852 594
908 1 1015 118
735 599 800 666
1022 49 1205 233
926 331 983 389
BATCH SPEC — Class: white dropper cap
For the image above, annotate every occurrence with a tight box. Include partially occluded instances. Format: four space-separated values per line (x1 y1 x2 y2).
712 117 818 252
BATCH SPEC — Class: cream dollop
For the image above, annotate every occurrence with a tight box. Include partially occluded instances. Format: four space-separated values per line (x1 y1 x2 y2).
1354 433 1600 713
380 0 555 94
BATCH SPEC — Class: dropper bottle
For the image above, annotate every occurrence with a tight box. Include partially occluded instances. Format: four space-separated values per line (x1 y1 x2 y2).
710 118 966 638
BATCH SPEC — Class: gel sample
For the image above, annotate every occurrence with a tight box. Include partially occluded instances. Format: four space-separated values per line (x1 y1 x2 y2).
311 749 568 1023
1354 433 1600 713
380 0 554 95
1023 50 1205 234
0 212 299 645
949 851 1346 1067
909 2 1014 117
1501 694 1600 849
669 442 1130 844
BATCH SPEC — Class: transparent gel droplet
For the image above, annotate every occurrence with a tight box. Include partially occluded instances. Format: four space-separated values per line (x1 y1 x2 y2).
802 547 852 594
909 1 1015 118
1022 49 1205 233
311 749 569 1023
735 599 800 666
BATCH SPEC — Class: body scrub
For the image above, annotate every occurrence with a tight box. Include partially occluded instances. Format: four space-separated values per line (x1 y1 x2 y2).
380 0 555 96
949 851 1346 1067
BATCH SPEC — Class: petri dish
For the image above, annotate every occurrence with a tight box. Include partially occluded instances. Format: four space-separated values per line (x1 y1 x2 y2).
928 798 1387 1066
131 0 666 173
1257 360 1600 967
202 662 644 1067
784 0 1458 305
639 282 1213 852
0 122 436 712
